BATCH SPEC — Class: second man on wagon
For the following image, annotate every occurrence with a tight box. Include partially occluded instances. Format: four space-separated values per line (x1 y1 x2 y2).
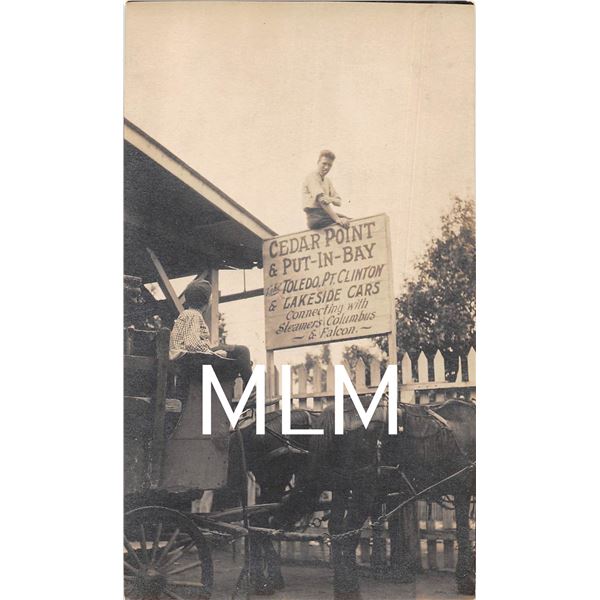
169 279 254 397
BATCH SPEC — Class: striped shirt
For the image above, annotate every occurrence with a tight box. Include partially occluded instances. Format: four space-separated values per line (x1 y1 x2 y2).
169 308 212 360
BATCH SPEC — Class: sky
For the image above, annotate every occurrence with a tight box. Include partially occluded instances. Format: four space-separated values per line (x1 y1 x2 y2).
125 1 474 365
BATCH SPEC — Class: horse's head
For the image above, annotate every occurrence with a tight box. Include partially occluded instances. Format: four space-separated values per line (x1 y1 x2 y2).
380 399 476 474
435 399 476 461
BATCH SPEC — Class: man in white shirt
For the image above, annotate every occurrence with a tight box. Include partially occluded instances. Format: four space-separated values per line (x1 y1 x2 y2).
302 150 351 229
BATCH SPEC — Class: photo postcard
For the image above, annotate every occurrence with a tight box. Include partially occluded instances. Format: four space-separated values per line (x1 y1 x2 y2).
124 1 475 598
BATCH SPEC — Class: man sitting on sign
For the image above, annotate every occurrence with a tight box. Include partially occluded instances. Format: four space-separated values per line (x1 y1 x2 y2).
302 150 351 230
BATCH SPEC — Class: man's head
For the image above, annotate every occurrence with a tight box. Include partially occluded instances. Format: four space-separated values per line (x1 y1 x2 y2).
184 279 212 309
317 150 336 177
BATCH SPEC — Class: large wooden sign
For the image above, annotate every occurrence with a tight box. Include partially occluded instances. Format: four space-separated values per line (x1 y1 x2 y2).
263 214 394 350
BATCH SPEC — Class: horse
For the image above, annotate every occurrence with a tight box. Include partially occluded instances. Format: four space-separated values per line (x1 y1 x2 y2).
274 399 476 599
213 408 315 596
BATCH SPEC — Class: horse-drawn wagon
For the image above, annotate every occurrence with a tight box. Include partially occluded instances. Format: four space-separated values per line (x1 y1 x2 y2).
124 121 476 600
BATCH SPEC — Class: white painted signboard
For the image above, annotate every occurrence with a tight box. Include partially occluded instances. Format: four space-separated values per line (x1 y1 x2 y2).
263 214 394 351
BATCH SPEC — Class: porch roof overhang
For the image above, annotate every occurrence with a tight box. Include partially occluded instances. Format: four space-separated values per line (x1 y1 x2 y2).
124 119 276 282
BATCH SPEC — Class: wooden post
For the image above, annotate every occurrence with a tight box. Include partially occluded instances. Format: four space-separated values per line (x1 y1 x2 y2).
273 366 280 410
417 351 429 405
388 331 398 368
467 347 476 401
443 503 455 571
455 358 463 384
370 357 381 388
266 350 276 402
383 217 400 580
400 353 415 404
426 504 438 570
149 328 170 488
467 347 476 385
313 361 324 411
433 350 446 405
355 358 367 392
297 365 308 410
204 268 220 346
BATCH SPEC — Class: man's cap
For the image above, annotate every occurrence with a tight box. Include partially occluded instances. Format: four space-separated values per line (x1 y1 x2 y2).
184 279 212 306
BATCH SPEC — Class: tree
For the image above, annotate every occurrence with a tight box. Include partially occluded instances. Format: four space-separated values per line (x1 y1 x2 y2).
341 343 386 386
299 344 331 388
378 196 475 377
300 343 386 388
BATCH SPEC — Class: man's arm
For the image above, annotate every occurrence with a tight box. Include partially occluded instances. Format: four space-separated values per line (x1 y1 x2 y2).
327 196 342 207
317 196 350 228
328 180 342 206
304 172 349 227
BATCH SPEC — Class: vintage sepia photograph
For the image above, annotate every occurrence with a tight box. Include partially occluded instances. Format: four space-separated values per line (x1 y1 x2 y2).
7 1 600 599
7 0 600 598
124 2 475 598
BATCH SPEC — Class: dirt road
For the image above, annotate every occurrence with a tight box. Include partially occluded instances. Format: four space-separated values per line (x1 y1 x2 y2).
210 548 472 600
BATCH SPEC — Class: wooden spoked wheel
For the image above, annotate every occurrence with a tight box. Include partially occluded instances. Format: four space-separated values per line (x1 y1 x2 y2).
124 507 213 599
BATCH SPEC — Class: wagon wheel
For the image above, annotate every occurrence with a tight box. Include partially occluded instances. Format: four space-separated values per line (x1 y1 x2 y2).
124 506 213 599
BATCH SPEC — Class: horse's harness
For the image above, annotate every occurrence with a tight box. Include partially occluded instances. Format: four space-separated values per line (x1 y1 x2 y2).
239 409 316 463
254 400 473 488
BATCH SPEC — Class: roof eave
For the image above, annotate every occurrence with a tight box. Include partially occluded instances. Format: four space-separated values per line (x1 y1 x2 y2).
124 119 277 241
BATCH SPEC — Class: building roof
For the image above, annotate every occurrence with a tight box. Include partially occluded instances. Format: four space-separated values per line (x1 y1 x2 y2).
124 119 276 281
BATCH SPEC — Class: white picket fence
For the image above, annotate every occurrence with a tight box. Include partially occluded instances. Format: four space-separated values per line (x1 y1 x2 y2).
234 347 476 406
233 347 476 572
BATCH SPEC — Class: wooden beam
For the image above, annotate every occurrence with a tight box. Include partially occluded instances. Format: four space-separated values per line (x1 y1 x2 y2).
400 382 476 392
146 247 184 315
219 288 264 303
251 381 475 402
